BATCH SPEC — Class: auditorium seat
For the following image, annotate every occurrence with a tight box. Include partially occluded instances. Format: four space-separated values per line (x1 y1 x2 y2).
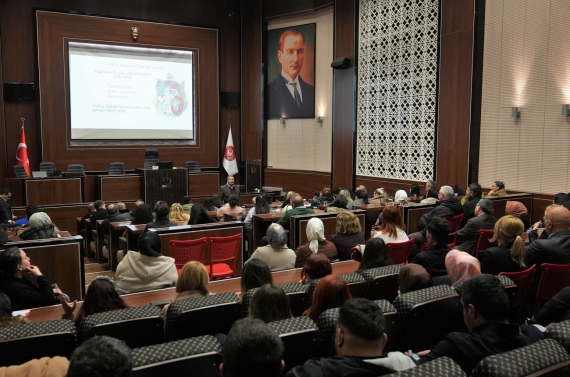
0 319 76 367
109 162 126 175
13 164 29 178
66 163 85 176
360 264 404 302
545 319 570 353
393 285 465 351
305 278 322 306
39 161 56 177
279 282 309 316
470 338 570 377
384 356 465 377
186 161 201 172
496 274 518 306
77 306 163 348
144 149 159 169
131 335 222 377
338 272 368 298
268 316 319 373
164 292 241 341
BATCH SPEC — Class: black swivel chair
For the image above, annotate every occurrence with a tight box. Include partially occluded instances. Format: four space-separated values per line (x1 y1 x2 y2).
185 161 201 172
39 162 57 177
144 149 160 169
13 165 29 178
66 164 85 176
109 162 126 175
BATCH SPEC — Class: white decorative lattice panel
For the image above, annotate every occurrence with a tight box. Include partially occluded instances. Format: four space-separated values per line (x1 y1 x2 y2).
356 0 439 180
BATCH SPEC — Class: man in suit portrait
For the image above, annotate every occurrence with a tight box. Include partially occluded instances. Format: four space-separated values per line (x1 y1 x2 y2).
268 29 315 119
219 175 242 205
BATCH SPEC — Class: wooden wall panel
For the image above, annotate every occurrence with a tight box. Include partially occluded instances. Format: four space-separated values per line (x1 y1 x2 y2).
264 168 331 199
331 0 356 189
436 0 475 188
264 0 334 19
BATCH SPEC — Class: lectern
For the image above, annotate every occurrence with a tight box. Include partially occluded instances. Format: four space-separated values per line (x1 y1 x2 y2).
141 168 188 209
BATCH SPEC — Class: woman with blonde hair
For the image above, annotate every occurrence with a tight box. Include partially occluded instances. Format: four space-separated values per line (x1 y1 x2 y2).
169 203 190 224
480 215 526 275
281 191 298 212
374 206 408 243
162 261 209 320
331 211 365 261
369 187 389 203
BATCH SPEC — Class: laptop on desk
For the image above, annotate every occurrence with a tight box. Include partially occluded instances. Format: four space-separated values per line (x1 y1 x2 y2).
31 171 47 179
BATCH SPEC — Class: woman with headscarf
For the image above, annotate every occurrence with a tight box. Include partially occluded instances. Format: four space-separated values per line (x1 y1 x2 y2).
115 231 177 294
445 249 481 288
398 263 432 294
19 212 58 240
294 217 337 268
248 223 296 271
505 201 530 230
393 189 409 206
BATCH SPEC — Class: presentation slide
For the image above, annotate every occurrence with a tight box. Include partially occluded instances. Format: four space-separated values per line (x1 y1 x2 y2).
68 42 194 140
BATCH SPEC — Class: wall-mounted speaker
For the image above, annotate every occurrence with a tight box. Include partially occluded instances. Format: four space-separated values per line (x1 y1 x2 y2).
3 83 36 102
221 92 240 107
330 57 350 70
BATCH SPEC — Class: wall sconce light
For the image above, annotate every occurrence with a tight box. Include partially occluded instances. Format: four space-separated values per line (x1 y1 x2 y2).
279 118 285 126
316 116 323 124
511 107 520 118
562 104 570 116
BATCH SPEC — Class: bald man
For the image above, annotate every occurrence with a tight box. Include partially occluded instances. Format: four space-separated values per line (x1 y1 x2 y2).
526 204 570 266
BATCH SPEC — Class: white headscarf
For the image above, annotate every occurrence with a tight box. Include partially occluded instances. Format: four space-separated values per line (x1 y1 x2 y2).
306 217 325 253
394 190 408 202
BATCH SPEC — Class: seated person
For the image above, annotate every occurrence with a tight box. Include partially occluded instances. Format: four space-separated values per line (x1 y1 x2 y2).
146 201 176 228
445 250 481 288
410 217 452 276
409 184 421 199
220 318 284 377
417 274 532 375
280 191 297 211
393 189 408 205
277 194 314 230
454 198 496 255
67 336 132 377
288 298 415 376
244 194 274 226
325 194 349 213
347 189 368 209
188 204 218 224
162 261 209 321
15 204 41 236
357 238 392 272
461 183 482 227
301 253 332 285
398 264 432 295
0 247 62 310
249 224 296 272
532 286 570 326
338 189 353 207
101 203 132 235
373 206 408 243
295 218 338 268
115 231 177 294
368 187 390 204
487 180 507 197
0 292 30 327
303 275 351 322
130 204 154 225
181 195 193 211
61 276 128 325
331 212 365 261
480 215 526 275
311 187 335 207
217 194 244 221
168 203 190 225
241 259 273 299
19 212 58 240
505 200 529 229
419 186 439 204
248 284 292 323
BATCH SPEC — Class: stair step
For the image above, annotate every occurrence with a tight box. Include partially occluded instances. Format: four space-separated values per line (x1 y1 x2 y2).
85 270 115 287
84 263 110 274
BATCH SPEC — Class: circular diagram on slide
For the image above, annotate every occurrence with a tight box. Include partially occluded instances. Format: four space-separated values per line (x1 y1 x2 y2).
154 75 188 117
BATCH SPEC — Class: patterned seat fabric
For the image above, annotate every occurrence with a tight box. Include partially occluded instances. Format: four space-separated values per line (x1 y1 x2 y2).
268 316 318 335
374 299 396 313
279 282 308 317
279 282 306 293
132 335 221 367
393 285 456 315
545 319 570 353
305 278 322 306
268 316 320 373
0 320 76 367
360 264 405 282
360 264 404 302
384 357 465 376
338 272 368 298
471 338 570 377
241 287 260 318
165 292 240 340
77 305 163 345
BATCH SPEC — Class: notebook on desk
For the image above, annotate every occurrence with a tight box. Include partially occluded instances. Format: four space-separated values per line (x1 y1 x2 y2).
31 171 47 178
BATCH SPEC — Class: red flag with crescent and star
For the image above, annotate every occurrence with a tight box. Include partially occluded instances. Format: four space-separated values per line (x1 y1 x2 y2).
223 127 239 176
15 125 31 177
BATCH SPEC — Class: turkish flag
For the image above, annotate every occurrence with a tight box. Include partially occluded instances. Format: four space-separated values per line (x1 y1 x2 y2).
223 127 239 176
15 126 31 177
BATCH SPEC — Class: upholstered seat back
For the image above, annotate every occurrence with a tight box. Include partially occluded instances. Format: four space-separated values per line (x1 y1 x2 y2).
384 356 465 377
545 319 570 354
109 162 126 175
338 272 368 298
268 316 319 373
360 264 404 302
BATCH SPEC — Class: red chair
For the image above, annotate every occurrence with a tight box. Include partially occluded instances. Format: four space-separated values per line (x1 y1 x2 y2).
205 233 242 280
386 238 414 264
500 264 536 309
170 237 208 275
534 263 570 313
442 213 464 233
351 247 362 262
474 229 495 259
447 232 457 248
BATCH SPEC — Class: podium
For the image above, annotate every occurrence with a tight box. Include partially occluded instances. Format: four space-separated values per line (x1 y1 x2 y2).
140 168 188 209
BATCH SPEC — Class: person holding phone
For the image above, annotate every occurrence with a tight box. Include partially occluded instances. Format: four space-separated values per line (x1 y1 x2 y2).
0 247 62 310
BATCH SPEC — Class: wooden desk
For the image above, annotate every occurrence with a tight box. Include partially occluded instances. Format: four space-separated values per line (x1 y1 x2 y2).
402 203 437 234
252 212 284 250
8 231 71 242
97 175 142 202
109 222 131 270
486 193 534 220
27 260 359 323
25 178 83 205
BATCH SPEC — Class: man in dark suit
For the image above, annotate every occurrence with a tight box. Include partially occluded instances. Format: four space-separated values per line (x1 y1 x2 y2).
276 194 314 230
268 29 315 119
219 175 242 205
526 204 570 266
455 198 496 255
101 203 132 235
0 188 16 225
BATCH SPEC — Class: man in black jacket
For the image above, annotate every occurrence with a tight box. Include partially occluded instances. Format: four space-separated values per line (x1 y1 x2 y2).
411 217 452 276
455 198 496 255
417 274 532 375
461 183 482 228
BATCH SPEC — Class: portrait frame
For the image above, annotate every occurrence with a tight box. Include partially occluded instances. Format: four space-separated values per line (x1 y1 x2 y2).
266 23 316 119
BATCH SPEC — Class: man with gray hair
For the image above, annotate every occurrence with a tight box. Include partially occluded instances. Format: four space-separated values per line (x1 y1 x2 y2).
454 198 496 255
248 223 296 271
407 185 463 258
